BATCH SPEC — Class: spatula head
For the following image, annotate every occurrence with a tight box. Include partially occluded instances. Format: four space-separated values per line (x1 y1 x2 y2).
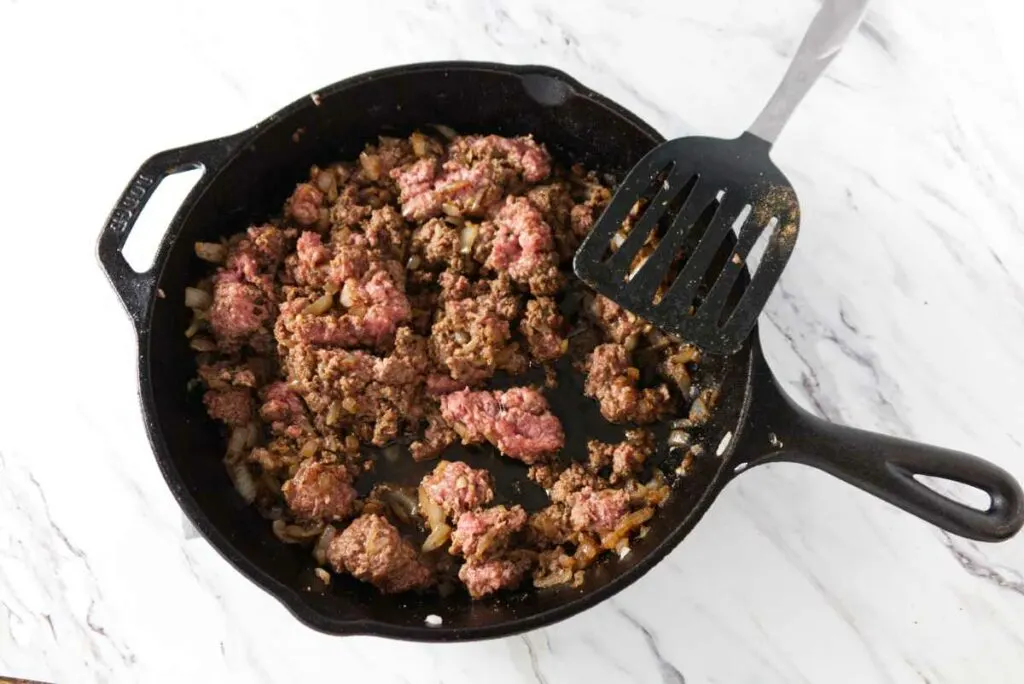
573 133 799 355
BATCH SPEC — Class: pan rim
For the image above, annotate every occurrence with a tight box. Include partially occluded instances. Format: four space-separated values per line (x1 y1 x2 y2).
134 60 753 640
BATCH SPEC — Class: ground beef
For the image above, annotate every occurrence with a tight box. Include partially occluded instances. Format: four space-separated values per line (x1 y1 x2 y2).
197 361 260 390
447 135 551 183
588 294 651 348
203 387 253 427
409 409 457 462
419 460 494 519
280 328 428 445
458 551 534 599
208 279 274 351
588 429 654 482
282 459 357 522
520 297 566 362
327 514 433 593
411 217 461 267
440 387 564 463
549 463 603 504
189 129 718 600
259 382 310 439
450 505 528 560
484 197 562 296
286 183 325 226
429 279 524 386
568 487 630 536
528 504 573 547
584 343 672 424
278 266 411 350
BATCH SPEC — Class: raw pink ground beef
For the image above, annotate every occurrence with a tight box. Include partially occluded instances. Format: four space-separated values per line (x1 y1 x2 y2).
439 387 564 463
419 460 495 519
569 487 630 535
486 197 557 287
458 554 532 599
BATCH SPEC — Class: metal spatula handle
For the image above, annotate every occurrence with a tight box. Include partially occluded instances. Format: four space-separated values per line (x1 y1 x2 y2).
748 0 871 145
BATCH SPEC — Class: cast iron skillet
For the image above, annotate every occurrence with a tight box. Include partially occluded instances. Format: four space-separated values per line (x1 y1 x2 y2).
97 62 1024 641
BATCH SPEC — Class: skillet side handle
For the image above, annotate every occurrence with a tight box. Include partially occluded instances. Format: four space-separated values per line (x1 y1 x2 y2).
97 134 243 327
740 363 1024 542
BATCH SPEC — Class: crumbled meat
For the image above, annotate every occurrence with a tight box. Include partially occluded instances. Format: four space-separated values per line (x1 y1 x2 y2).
197 361 259 390
484 197 562 296
279 328 429 445
277 265 411 350
589 295 651 348
429 280 523 386
520 297 566 362
411 217 461 267
203 387 253 427
440 387 564 463
282 459 357 522
365 205 408 259
208 279 274 351
458 551 534 599
447 135 551 183
528 504 573 547
259 381 310 438
568 487 630 536
286 183 325 226
327 514 433 593
584 343 672 424
419 460 494 519
409 409 457 462
549 463 602 504
189 130 718 600
450 505 527 559
588 429 654 481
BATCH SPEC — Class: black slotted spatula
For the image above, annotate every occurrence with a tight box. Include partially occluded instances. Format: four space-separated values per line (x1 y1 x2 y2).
574 0 870 355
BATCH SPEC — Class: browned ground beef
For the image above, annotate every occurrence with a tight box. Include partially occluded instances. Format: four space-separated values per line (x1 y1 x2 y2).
326 514 432 593
187 130 715 600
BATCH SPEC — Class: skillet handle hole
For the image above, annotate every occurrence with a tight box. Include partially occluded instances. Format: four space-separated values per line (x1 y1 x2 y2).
912 474 992 512
122 167 205 273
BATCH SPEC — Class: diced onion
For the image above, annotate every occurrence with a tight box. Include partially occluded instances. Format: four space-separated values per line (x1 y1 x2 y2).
459 223 479 254
313 526 337 565
359 152 382 180
189 337 216 352
299 440 318 460
272 519 324 544
534 567 573 589
303 291 334 315
314 567 331 585
227 426 249 457
185 287 212 310
339 281 355 308
422 523 451 552
195 242 227 263
432 124 457 140
227 462 257 504
410 132 429 157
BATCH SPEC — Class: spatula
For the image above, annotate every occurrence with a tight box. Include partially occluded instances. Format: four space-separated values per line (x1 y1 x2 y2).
574 0 870 355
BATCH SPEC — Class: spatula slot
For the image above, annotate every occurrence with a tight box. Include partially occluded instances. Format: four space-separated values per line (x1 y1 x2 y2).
601 160 677 263
653 195 724 307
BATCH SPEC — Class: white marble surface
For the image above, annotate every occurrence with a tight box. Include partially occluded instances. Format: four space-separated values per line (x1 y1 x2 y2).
3 0 1024 681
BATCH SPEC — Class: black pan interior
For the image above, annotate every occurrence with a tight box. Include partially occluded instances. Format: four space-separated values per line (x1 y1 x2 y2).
143 63 752 638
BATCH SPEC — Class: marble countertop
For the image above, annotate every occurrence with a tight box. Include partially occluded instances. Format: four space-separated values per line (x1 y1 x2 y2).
3 0 1024 681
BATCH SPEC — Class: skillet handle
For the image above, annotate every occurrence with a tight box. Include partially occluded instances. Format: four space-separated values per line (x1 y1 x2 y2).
738 362 1024 542
97 134 242 327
